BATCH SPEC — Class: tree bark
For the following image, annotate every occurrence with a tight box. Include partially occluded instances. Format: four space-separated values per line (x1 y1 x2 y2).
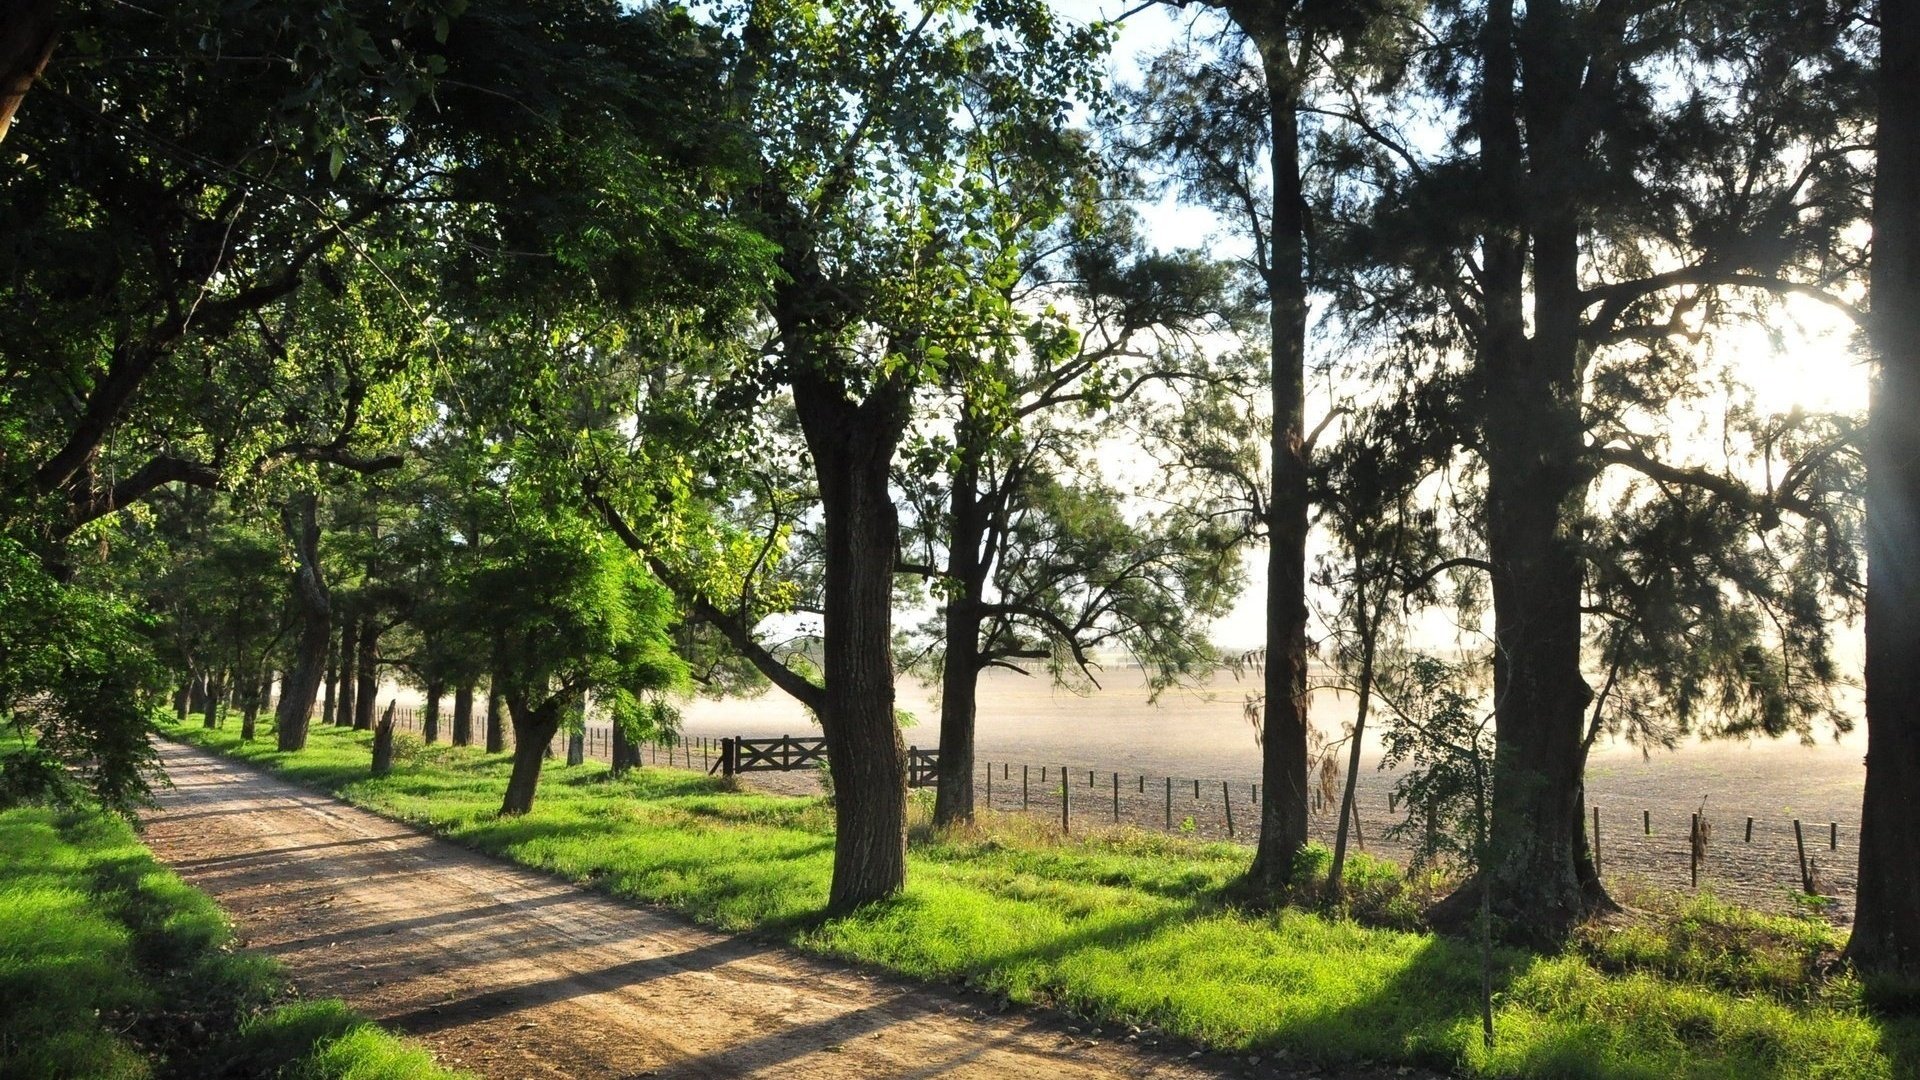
321 637 338 727
371 701 397 777
174 682 190 724
423 676 443 743
484 678 506 753
275 492 329 751
1227 10 1312 896
353 623 378 730
189 671 208 718
500 698 562 815
934 448 985 828
336 616 359 727
452 682 474 747
793 369 911 911
1848 0 1920 979
202 673 224 729
1431 0 1609 946
566 729 584 767
0 0 55 144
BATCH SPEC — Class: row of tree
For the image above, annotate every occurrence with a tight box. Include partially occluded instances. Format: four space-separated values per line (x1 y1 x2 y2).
0 0 1912 976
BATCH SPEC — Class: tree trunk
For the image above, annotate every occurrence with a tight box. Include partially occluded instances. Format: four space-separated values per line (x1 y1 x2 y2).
1431 0 1608 946
174 682 190 723
484 679 505 753
321 638 338 727
336 616 359 727
275 492 329 751
794 370 911 911
353 623 378 730
934 450 985 829
371 701 397 777
189 671 208 718
423 677 442 743
240 699 259 742
500 699 562 815
611 720 633 777
1848 2 1920 978
1238 26 1312 895
452 682 474 747
566 730 584 767
202 673 224 729
0 0 55 144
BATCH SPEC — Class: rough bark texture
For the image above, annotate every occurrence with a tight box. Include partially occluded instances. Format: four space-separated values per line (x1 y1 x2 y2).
240 700 259 742
566 730 585 767
275 492 329 751
0 0 55 143
500 698 562 815
484 680 506 754
321 642 338 727
611 721 633 777
794 368 911 911
174 683 190 724
452 683 474 747
202 674 225 729
1430 0 1609 946
189 673 208 717
933 453 984 828
1848 2 1920 979
353 625 378 731
336 617 359 728
1226 5 1312 895
371 702 397 777
423 678 442 744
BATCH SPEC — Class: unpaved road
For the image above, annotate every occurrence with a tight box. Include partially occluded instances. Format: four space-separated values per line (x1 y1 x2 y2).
144 741 1412 1080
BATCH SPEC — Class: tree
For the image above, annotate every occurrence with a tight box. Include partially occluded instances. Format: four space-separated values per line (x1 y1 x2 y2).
1848 0 1920 979
460 512 685 816
274 492 330 750
1338 0 1870 944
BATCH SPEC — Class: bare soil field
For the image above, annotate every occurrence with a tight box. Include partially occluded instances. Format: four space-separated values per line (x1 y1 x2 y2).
144 740 1436 1080
672 667 1865 919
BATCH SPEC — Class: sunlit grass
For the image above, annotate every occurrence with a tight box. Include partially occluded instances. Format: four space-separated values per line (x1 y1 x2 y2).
165 717 1920 1079
0 795 470 1079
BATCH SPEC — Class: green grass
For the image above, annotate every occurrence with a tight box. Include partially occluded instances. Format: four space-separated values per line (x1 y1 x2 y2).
164 716 1920 1079
0 798 471 1080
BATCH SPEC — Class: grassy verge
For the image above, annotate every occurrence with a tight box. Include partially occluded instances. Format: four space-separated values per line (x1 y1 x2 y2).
162 716 1919 1079
0 799 471 1080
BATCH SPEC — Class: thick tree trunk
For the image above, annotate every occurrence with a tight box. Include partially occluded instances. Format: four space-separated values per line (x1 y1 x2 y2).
353 625 378 730
336 617 359 727
500 699 562 815
189 671 208 718
934 454 985 829
1432 0 1608 947
934 612 981 829
1848 3 1920 979
0 0 55 144
275 492 329 751
174 683 190 723
202 674 224 729
423 677 442 743
794 371 911 911
371 701 397 777
566 730 584 766
240 699 259 742
452 682 474 747
484 679 505 753
1242 35 1312 895
321 641 338 727
611 721 634 777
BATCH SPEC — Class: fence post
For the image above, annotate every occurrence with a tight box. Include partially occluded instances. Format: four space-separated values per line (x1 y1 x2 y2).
1061 766 1070 833
1165 777 1172 830
1193 778 1200 800
1137 774 1144 794
1690 813 1701 888
1023 764 1030 810
1592 806 1602 878
1222 781 1234 838
1745 816 1753 843
721 737 736 779
1644 809 1651 835
985 762 991 808
1830 821 1838 851
1112 772 1119 822
1794 819 1812 893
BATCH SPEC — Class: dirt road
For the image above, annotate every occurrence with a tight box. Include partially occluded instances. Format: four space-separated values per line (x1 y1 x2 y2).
142 741 1302 1080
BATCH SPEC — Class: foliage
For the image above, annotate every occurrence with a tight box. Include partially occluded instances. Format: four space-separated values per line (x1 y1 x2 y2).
0 536 165 812
1377 655 1495 875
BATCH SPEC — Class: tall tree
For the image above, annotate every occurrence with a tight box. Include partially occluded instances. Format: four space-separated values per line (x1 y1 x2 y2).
1849 0 1920 978
1340 0 1870 943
